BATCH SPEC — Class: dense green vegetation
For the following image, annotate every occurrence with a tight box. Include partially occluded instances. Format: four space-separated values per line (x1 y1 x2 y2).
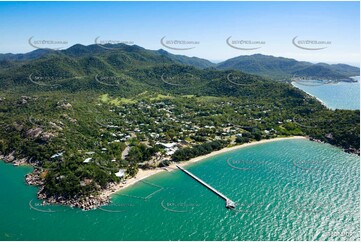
0 43 215 70
2 46 358 81
0 44 359 202
172 140 228 162
217 54 360 80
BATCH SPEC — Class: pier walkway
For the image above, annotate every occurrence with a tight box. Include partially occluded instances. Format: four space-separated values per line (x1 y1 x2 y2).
176 165 235 209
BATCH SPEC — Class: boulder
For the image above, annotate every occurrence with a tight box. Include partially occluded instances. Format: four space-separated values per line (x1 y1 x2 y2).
26 127 43 139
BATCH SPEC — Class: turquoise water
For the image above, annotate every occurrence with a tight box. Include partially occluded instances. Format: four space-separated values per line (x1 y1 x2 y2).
292 76 360 110
0 139 359 240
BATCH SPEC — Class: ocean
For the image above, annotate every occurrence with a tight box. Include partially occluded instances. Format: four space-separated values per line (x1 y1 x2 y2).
292 76 360 110
0 138 359 240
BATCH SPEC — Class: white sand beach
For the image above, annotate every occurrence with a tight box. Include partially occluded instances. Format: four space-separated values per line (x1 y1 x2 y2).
100 136 307 198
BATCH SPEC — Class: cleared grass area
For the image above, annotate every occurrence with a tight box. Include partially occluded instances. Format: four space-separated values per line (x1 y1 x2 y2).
149 94 174 101
196 96 223 103
100 93 226 106
99 94 137 106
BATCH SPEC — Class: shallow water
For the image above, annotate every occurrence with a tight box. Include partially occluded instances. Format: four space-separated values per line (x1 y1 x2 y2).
0 139 359 240
292 76 360 110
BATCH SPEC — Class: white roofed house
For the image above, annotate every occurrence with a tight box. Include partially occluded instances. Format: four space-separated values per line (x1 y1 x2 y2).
115 169 126 178
157 142 177 149
157 142 179 156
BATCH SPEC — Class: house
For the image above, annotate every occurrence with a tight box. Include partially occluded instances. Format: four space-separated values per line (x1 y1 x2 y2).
115 169 125 178
157 142 179 156
157 142 177 148
166 149 177 156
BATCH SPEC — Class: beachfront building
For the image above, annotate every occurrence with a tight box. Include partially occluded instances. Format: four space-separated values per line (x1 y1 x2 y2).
115 169 125 178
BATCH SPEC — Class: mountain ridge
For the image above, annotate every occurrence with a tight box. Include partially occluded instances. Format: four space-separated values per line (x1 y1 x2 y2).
1 45 359 81
217 54 360 80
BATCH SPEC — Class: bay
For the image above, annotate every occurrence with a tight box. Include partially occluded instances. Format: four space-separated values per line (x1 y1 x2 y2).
292 76 360 110
0 138 359 240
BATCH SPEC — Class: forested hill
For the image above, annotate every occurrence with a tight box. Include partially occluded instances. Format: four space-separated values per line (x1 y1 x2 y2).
0 43 359 208
1 45 359 81
0 43 215 69
217 54 360 80
0 43 279 98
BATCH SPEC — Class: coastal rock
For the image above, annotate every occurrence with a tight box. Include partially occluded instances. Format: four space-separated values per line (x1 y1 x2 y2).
36 192 110 210
37 187 47 199
13 158 27 166
344 147 360 156
25 170 44 186
325 133 334 140
6 153 113 211
4 151 15 162
309 137 323 143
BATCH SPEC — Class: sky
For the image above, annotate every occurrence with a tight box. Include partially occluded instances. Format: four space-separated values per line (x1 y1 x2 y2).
0 1 359 66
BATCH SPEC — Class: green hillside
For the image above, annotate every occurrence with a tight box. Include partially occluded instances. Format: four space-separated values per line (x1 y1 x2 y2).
0 44 359 208
217 54 360 80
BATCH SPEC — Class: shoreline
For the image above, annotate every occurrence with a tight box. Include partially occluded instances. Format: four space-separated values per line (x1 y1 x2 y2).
0 136 308 209
100 136 307 199
291 81 329 109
